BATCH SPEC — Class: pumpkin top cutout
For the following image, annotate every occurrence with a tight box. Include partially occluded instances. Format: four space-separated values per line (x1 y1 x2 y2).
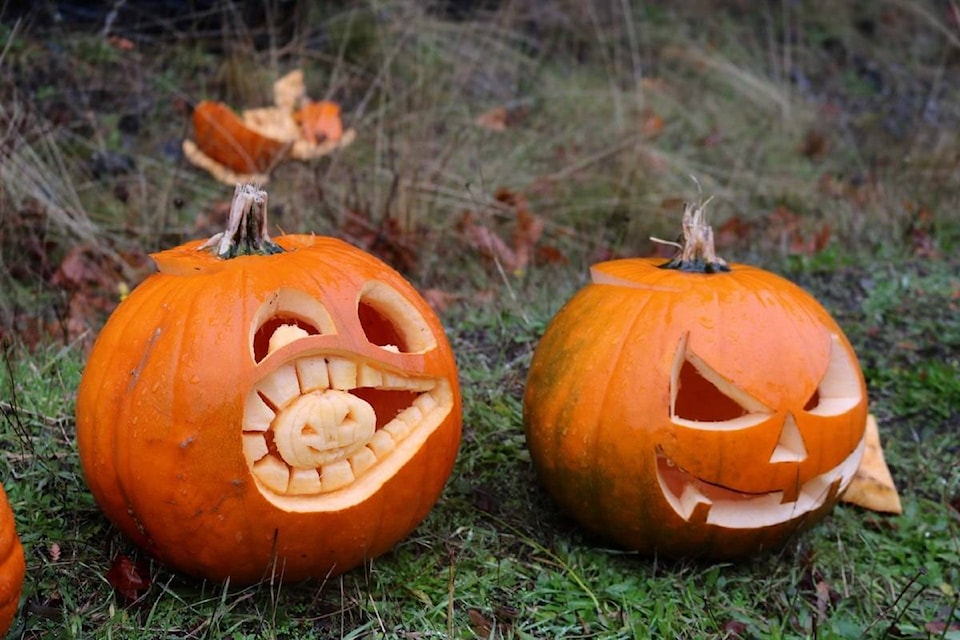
182 69 356 185
523 201 869 558
76 185 461 582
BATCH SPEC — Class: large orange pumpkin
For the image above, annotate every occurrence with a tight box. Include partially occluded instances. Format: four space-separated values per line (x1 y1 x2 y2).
523 203 868 558
0 485 25 635
76 185 462 583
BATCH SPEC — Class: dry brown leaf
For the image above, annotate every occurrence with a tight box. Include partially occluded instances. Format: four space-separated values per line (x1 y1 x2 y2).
460 211 519 272
476 106 509 131
841 414 902 514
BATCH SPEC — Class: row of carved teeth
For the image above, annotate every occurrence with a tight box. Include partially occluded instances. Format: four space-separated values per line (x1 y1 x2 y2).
655 436 864 528
244 355 437 428
244 388 443 495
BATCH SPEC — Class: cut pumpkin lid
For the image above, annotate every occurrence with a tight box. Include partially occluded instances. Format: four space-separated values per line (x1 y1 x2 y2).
183 69 355 184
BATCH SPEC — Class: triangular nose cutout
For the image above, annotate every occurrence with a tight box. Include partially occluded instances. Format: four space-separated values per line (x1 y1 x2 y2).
769 413 808 463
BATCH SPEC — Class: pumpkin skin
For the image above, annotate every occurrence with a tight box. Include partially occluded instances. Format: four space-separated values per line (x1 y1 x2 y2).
76 203 461 583
523 247 868 558
0 486 25 635
192 100 288 174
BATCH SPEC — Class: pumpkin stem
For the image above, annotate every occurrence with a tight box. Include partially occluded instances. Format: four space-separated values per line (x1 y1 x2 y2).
201 183 285 259
659 199 730 273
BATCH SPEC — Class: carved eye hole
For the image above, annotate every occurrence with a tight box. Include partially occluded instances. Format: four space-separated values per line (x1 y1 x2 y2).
251 289 336 363
671 333 772 429
358 281 437 354
674 359 750 422
803 334 863 416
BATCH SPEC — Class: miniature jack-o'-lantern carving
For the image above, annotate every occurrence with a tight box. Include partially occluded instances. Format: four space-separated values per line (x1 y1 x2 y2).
76 185 461 583
0 486 25 635
523 202 868 558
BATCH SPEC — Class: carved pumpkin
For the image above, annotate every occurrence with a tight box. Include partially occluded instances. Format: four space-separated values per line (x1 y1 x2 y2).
76 185 462 583
523 203 868 558
0 486 25 635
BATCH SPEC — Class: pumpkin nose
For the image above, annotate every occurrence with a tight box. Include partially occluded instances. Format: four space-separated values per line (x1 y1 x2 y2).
769 412 807 463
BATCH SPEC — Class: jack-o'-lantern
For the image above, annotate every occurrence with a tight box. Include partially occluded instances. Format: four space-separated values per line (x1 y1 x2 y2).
76 184 461 583
0 485 24 635
523 202 867 558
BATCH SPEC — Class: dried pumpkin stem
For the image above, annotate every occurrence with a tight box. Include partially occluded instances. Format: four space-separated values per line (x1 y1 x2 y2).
660 199 730 273
202 183 284 259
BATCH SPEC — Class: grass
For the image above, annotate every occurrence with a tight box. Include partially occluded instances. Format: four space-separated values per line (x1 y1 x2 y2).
1 1 960 638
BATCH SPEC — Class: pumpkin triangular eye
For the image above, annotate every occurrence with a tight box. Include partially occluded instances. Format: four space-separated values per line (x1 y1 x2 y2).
803 334 863 416
671 333 771 425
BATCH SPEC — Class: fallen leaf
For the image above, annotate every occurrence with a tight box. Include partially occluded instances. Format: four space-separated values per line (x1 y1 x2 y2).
639 109 665 138
468 609 494 637
800 129 829 160
476 106 509 132
722 619 749 638
459 211 519 273
106 554 151 604
841 414 902 514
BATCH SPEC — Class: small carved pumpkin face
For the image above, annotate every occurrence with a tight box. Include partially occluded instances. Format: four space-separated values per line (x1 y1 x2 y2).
524 257 868 558
77 233 461 583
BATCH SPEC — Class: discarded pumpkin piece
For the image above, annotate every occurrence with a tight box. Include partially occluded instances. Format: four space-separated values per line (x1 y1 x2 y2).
190 101 289 175
841 414 902 514
183 69 354 185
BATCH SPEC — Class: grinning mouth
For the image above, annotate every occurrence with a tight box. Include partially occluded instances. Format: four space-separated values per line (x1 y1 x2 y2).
242 354 449 502
655 436 866 529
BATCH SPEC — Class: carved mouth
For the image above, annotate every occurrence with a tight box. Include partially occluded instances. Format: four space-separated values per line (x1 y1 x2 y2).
655 436 866 528
242 354 450 509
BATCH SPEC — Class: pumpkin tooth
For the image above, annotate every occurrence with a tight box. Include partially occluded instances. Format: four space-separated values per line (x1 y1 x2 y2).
256 363 301 409
244 392 276 431
327 358 357 390
288 468 323 495
407 378 436 392
242 433 269 463
348 447 377 477
321 459 355 492
267 324 310 355
382 417 411 441
380 372 410 390
412 392 438 414
253 455 291 494
397 405 423 427
347 447 377 477
357 364 383 388
295 357 330 392
366 430 395 457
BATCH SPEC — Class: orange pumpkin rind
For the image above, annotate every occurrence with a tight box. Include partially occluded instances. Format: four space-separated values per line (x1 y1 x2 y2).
0 487 25 636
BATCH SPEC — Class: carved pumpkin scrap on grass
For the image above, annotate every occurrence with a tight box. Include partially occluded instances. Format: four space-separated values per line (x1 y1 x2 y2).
182 70 355 185
76 184 460 584
523 200 885 558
